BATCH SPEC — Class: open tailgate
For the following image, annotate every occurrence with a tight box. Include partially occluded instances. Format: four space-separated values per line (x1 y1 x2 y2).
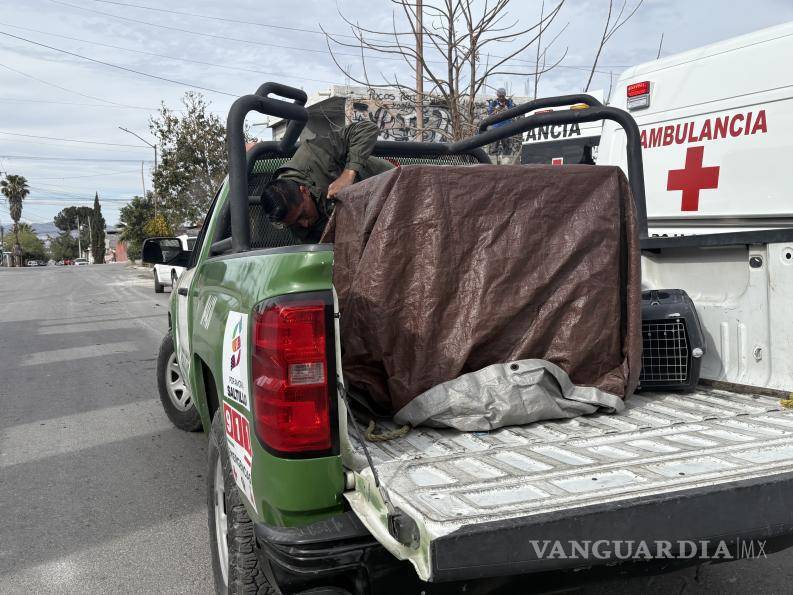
343 389 793 581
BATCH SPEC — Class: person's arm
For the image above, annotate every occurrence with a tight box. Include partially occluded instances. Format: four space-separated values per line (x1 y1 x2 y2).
328 121 380 198
342 120 380 173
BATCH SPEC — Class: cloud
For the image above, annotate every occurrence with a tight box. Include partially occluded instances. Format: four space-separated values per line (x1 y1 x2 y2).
1 0 790 225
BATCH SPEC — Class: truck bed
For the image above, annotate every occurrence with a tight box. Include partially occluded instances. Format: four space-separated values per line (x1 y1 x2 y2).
344 387 793 581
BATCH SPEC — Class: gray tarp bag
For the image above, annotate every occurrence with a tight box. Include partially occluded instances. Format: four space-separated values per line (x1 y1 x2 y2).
394 359 626 431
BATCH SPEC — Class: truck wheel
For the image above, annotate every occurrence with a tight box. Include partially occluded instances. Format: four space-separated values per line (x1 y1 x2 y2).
154 271 164 293
208 411 275 595
157 334 202 432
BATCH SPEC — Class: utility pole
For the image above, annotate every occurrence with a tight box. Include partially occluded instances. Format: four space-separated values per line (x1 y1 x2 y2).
76 215 82 259
119 126 158 216
141 161 147 200
415 0 424 141
81 217 93 263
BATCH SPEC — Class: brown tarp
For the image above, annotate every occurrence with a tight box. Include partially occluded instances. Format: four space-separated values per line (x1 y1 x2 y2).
323 164 642 417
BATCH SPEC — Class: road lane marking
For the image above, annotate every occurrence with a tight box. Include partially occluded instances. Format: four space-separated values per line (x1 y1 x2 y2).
21 341 139 366
0 400 173 468
37 320 138 335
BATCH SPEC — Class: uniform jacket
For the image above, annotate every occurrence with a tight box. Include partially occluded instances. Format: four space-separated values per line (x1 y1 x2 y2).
276 120 394 242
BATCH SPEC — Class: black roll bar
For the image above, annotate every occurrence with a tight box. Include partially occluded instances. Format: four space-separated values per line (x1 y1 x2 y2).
478 94 603 133
226 83 647 253
457 105 647 238
255 83 308 151
226 86 309 252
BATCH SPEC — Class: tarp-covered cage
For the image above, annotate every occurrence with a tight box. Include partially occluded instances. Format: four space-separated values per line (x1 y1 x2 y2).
210 82 649 257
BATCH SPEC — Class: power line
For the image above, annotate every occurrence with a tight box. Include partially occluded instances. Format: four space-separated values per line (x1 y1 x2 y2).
52 0 627 73
47 0 344 61
0 204 52 224
0 130 149 148
87 0 360 40
31 169 140 180
27 183 137 200
28 185 107 199
26 198 132 203
0 97 148 109
0 136 152 153
0 30 239 97
45 0 540 71
0 62 158 110
5 202 58 220
0 21 339 87
2 155 155 163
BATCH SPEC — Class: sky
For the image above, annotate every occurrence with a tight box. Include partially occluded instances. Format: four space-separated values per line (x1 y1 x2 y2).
0 0 791 228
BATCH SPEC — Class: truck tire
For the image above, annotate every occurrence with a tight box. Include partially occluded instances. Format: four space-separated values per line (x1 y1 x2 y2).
208 410 275 595
154 270 164 293
157 334 202 432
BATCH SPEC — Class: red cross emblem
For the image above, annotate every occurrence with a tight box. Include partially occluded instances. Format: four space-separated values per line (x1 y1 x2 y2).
666 146 720 211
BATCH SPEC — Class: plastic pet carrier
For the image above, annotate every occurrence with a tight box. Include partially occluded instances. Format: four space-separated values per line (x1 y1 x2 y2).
639 289 705 391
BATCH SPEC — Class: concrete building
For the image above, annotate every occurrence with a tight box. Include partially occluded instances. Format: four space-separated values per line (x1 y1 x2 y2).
268 85 529 163
105 228 128 263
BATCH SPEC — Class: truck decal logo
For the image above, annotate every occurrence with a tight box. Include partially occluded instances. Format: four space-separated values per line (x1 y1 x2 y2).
667 146 720 211
230 317 243 370
222 312 250 411
641 109 767 150
223 402 257 513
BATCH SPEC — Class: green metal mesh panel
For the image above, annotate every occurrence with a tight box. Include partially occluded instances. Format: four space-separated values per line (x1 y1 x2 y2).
241 153 482 250
381 154 482 166
247 157 299 249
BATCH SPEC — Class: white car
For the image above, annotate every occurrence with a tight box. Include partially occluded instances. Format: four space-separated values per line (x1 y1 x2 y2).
74 258 88 266
153 234 196 293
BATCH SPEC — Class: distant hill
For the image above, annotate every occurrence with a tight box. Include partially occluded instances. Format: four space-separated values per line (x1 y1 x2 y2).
32 222 59 236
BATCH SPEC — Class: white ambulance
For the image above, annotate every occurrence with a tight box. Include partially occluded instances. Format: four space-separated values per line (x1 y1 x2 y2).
521 90 605 165
599 21 793 235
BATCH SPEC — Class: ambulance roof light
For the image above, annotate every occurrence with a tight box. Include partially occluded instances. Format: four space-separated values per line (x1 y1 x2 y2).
627 81 650 97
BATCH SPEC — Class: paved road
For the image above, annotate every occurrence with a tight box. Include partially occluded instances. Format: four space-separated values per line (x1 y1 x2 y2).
0 264 211 594
0 264 789 594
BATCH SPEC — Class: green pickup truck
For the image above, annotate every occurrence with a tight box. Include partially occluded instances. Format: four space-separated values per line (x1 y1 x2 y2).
144 83 793 594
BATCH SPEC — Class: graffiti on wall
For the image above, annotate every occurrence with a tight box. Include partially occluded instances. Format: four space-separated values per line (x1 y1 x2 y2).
345 99 450 142
342 88 521 162
344 89 490 143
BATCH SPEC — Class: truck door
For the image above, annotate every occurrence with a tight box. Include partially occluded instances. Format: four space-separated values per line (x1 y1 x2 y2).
174 267 195 380
173 196 219 388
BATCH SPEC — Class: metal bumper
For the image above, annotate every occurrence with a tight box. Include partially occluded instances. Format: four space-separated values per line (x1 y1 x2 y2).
254 511 413 594
430 470 793 582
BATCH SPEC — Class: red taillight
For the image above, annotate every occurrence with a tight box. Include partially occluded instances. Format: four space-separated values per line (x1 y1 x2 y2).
627 81 650 97
252 293 334 455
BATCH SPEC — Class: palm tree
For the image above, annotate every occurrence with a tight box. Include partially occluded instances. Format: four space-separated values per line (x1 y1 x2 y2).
0 174 30 266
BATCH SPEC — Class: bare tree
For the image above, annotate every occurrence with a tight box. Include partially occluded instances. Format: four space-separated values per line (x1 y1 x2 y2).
584 0 643 92
323 0 566 142
531 1 569 99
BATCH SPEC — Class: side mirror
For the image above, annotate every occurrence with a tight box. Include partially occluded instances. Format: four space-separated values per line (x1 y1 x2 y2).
142 237 185 265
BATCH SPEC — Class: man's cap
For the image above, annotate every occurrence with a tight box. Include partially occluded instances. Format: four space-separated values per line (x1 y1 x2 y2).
496 87 506 96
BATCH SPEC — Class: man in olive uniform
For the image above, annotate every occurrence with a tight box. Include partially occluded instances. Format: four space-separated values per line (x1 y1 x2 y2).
260 120 393 243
